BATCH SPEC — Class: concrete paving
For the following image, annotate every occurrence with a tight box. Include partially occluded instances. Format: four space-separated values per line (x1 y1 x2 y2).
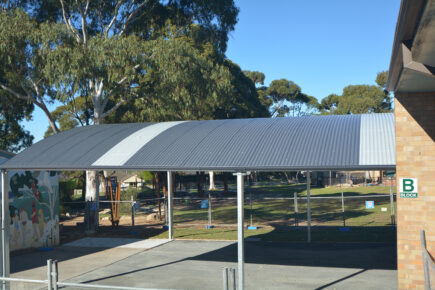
11 239 397 290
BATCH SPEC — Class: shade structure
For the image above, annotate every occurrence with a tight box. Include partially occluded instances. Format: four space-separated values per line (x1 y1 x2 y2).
0 113 395 171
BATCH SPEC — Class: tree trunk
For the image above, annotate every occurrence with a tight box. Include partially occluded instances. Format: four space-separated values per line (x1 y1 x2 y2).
208 171 216 190
196 172 201 195
283 172 291 184
199 172 205 195
81 171 86 200
249 172 255 185
155 172 162 220
223 172 229 194
85 170 99 232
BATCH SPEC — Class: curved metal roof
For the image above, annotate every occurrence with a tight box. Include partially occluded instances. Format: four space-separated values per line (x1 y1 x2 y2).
0 113 395 171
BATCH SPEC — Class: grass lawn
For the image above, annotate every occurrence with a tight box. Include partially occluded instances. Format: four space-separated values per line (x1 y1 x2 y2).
173 185 396 227
92 184 397 243
151 226 396 243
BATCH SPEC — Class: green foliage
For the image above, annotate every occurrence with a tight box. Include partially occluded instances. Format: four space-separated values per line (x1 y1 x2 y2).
108 37 268 123
1 1 240 137
319 71 392 115
243 70 265 86
0 95 34 152
59 180 76 203
120 187 138 214
259 78 319 117
140 171 154 183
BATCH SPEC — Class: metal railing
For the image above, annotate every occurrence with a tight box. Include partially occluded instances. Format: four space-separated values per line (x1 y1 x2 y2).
0 259 174 290
222 267 236 290
421 230 435 290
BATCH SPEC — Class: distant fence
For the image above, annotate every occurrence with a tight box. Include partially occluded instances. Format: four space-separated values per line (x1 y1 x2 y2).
61 189 396 231
170 192 396 229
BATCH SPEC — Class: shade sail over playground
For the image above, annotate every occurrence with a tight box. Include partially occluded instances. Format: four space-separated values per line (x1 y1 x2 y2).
0 113 395 171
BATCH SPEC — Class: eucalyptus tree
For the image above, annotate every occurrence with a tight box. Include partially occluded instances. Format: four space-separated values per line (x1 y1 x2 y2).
0 95 34 153
0 1 240 229
319 71 392 114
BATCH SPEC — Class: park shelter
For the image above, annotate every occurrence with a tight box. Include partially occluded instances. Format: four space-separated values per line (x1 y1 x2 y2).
0 113 396 289
386 0 435 288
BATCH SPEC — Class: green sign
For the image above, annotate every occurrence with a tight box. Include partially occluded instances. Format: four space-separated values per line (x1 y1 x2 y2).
399 178 418 198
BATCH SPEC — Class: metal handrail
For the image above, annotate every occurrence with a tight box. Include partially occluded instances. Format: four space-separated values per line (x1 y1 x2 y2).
421 230 435 290
57 282 173 290
0 260 176 290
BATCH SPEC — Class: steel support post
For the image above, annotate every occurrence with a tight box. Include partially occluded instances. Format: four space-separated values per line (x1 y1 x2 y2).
236 172 245 290
53 260 58 290
307 171 311 243
341 191 346 227
390 186 395 227
294 192 298 227
131 196 135 229
167 171 174 240
1 170 9 290
47 259 52 290
208 192 212 227
222 268 228 290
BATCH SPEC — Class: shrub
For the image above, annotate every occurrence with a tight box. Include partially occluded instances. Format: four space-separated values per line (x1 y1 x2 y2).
120 187 138 215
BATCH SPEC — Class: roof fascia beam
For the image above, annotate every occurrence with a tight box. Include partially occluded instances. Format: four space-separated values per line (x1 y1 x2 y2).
402 42 435 77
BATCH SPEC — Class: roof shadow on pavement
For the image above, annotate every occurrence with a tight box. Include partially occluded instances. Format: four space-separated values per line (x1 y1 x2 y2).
189 239 397 270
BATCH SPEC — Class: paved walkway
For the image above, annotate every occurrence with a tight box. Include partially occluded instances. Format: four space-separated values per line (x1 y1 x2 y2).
11 238 397 289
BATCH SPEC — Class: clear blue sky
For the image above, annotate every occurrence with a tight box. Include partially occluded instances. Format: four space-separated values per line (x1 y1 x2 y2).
23 0 401 144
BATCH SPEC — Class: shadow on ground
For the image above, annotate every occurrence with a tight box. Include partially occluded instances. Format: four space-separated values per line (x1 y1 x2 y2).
190 240 397 270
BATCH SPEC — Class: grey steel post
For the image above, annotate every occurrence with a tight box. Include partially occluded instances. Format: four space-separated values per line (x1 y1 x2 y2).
53 260 58 290
329 171 332 186
208 192 212 227
421 230 430 290
341 192 346 227
222 268 228 290
236 172 245 290
167 171 174 240
165 197 168 225
390 186 395 226
230 268 236 290
1 170 9 290
294 192 298 227
250 192 253 227
131 196 135 229
47 259 52 290
307 172 311 243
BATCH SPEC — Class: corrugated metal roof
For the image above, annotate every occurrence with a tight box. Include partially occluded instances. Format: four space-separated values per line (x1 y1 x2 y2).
0 150 15 159
359 113 396 166
0 113 396 171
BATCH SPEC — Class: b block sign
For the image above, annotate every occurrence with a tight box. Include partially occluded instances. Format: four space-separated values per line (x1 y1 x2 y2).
400 178 418 198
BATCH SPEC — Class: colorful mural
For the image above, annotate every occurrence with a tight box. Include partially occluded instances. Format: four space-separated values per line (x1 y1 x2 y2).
8 171 59 250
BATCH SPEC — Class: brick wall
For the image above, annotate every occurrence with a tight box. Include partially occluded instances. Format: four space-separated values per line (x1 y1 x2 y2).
395 92 435 289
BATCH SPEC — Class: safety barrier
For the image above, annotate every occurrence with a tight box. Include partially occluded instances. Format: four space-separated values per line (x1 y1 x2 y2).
421 230 435 290
0 259 174 290
222 267 236 290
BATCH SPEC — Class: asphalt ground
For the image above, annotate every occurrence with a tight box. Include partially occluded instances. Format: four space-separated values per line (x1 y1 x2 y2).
10 238 397 290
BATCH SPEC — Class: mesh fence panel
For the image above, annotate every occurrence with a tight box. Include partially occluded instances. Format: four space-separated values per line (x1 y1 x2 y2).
166 192 396 228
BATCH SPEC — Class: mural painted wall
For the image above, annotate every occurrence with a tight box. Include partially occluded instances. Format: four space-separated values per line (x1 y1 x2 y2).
8 171 59 251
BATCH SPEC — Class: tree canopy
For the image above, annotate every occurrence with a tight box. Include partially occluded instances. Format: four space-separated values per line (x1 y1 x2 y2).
0 95 34 152
242 73 319 117
319 71 392 115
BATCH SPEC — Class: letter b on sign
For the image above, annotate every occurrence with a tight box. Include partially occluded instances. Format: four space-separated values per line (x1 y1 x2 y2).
403 179 414 192
400 178 418 198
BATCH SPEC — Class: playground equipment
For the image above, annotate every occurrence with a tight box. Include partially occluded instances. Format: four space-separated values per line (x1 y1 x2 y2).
106 177 121 226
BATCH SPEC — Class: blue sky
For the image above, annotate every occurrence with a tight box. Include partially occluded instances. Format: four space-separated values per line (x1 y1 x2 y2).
23 0 401 144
